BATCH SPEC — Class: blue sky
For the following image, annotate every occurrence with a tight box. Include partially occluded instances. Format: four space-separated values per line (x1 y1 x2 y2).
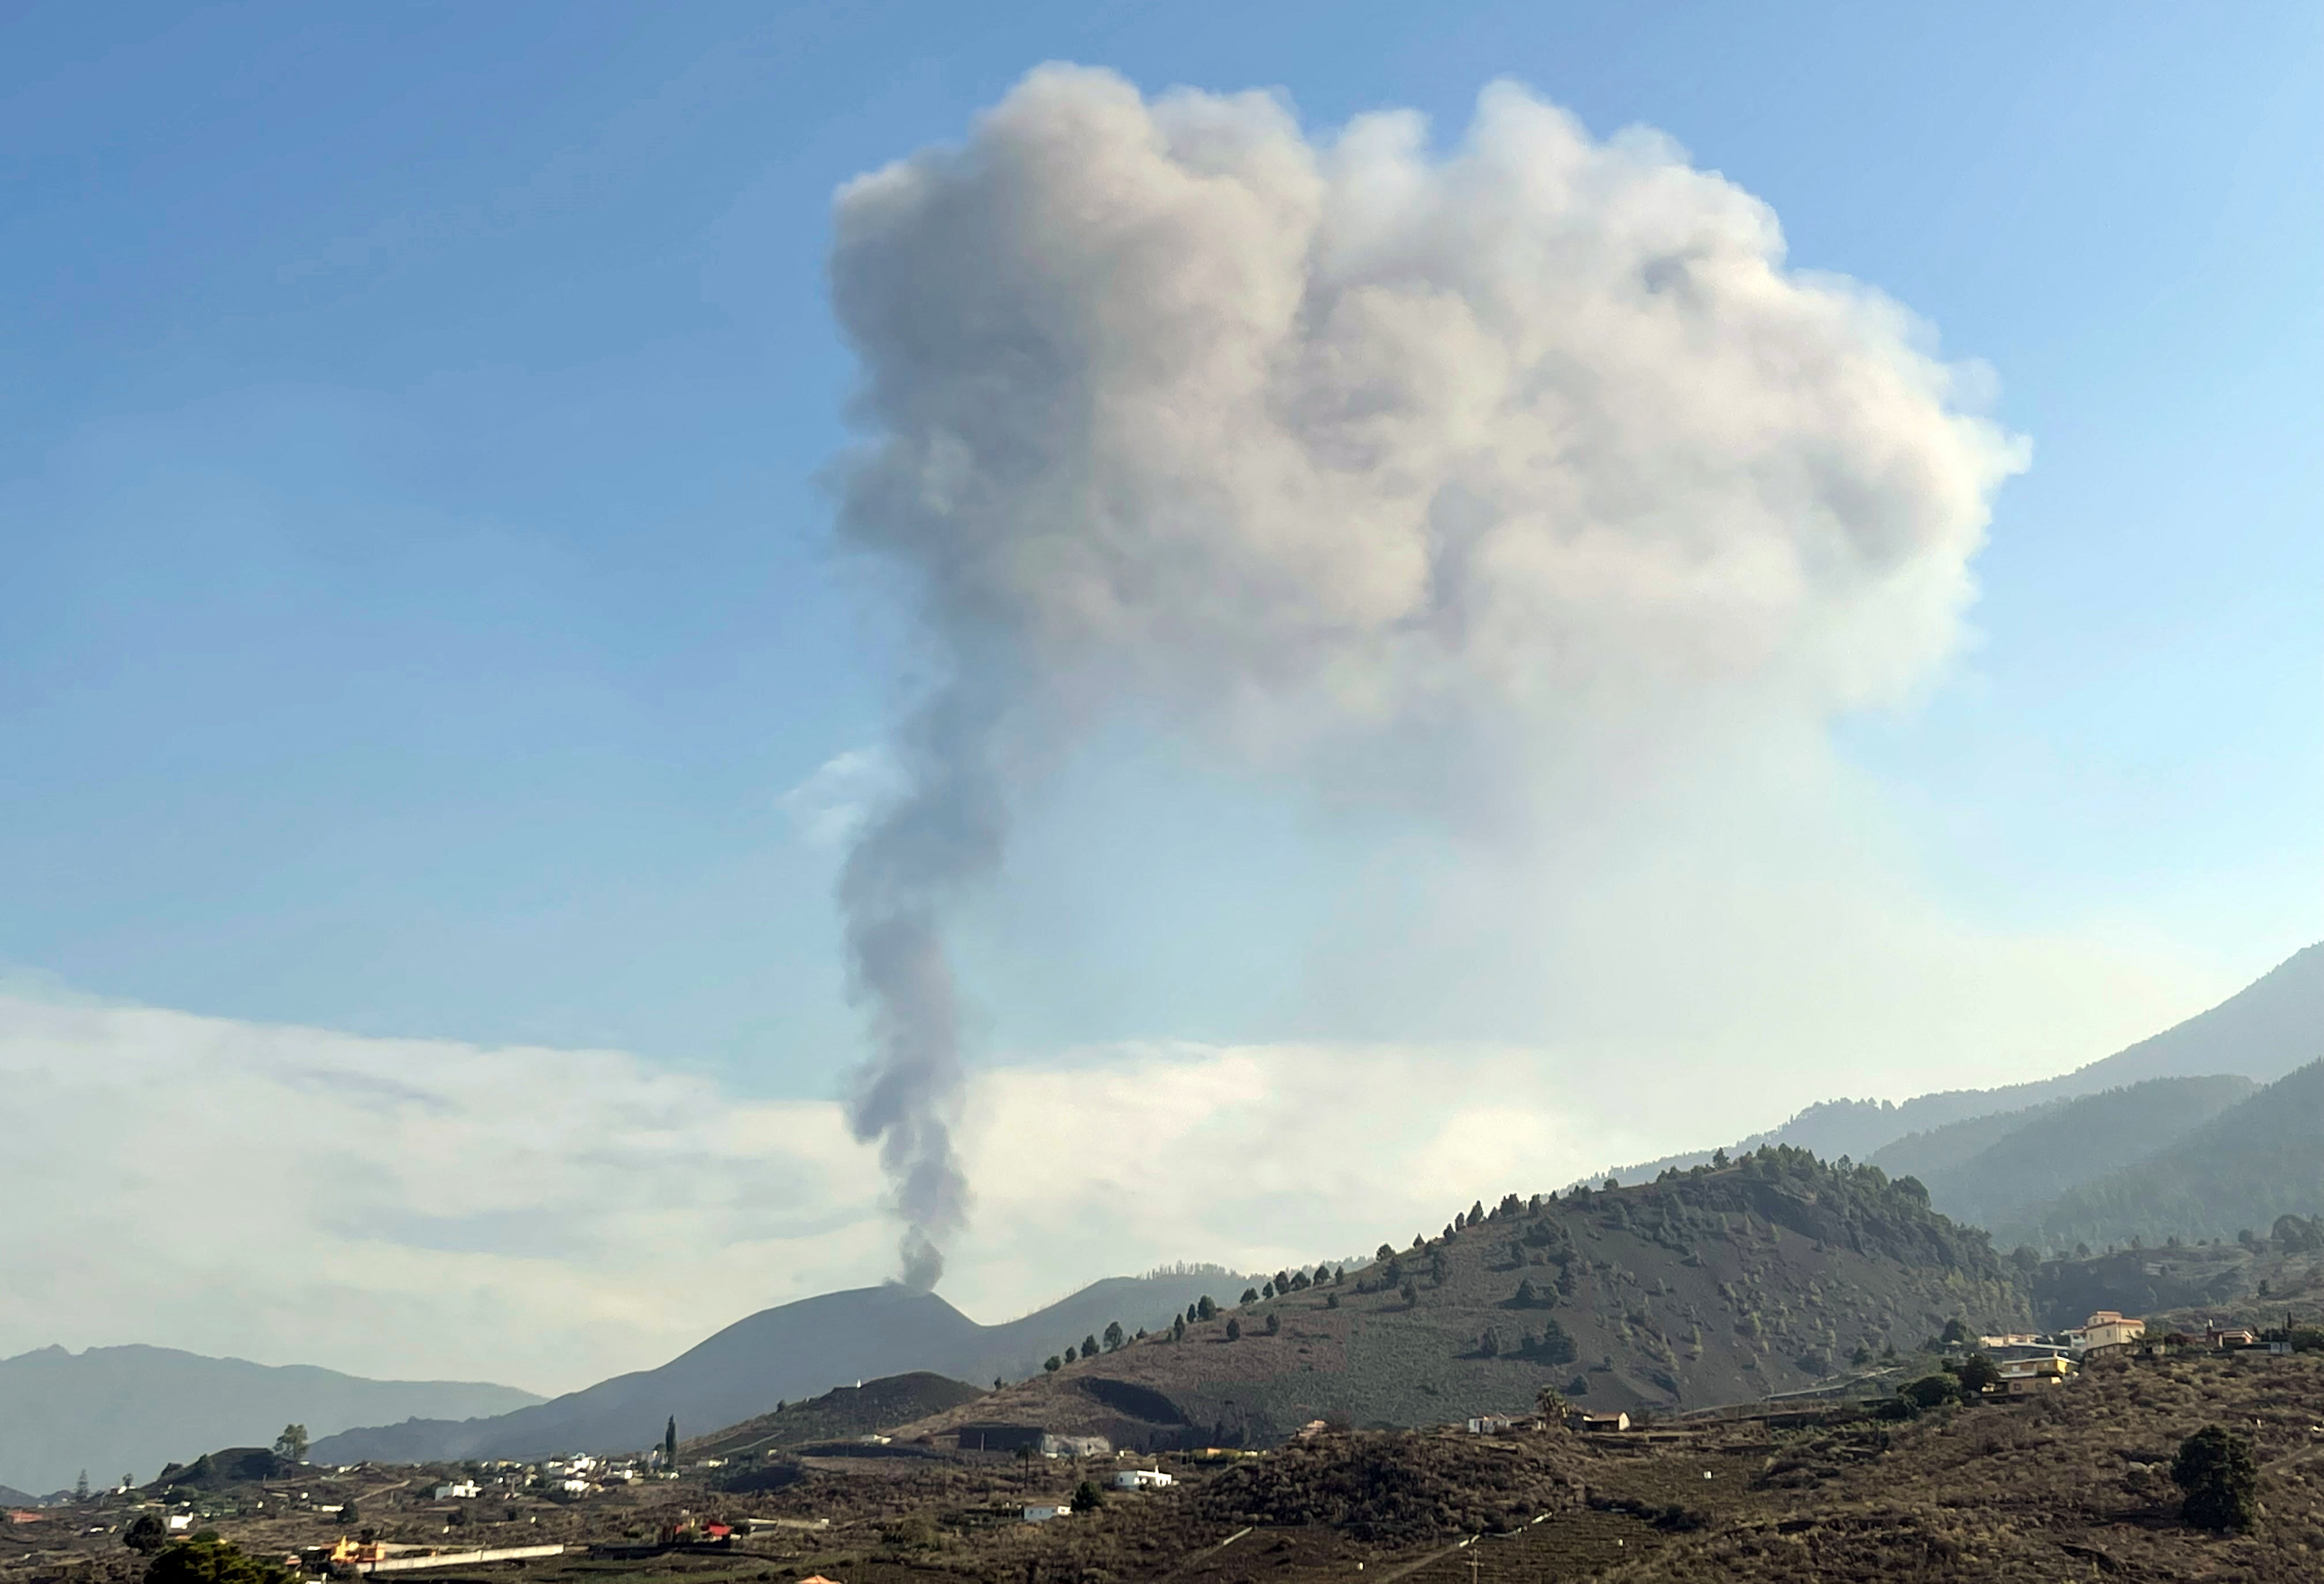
4 0 2318 1102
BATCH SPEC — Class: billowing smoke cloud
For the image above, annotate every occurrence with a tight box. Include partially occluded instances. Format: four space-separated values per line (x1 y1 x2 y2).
826 66 2026 1284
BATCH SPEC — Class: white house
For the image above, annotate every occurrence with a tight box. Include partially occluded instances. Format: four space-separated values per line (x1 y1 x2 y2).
166 1515 194 1533
1020 1506 1070 1523
433 1483 480 1500
560 1480 591 1496
1111 1470 1174 1491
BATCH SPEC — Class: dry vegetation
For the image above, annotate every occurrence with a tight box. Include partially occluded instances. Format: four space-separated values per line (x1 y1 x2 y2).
18 1349 2317 1583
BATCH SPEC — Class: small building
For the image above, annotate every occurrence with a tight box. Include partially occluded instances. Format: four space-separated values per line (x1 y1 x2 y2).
1465 1416 1515 1435
2205 1327 2258 1350
1567 1410 1631 1433
1111 1470 1173 1491
1992 1357 2074 1395
560 1480 590 1496
167 1515 195 1532
432 1483 479 1501
1020 1506 1070 1523
2067 1311 2146 1352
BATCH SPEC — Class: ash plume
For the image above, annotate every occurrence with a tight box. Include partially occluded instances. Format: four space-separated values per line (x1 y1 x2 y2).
825 67 2025 1284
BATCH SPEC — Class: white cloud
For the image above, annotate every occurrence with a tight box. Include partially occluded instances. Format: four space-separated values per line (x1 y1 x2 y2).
0 933 2228 1393
778 748 904 850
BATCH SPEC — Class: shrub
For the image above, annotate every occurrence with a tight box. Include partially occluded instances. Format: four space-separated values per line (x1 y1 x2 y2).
123 1515 168 1555
2172 1426 2258 1532
1225 1318 1242 1341
1952 1353 2001 1396
1265 1311 1281 1336
1070 1480 1104 1513
1898 1374 1960 1411
144 1539 291 1584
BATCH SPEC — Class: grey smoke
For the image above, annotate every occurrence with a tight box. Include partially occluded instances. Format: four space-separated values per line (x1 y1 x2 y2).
825 67 2025 1283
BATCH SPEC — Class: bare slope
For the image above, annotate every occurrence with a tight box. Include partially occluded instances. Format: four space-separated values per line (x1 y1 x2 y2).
682 1372 986 1458
893 1149 2027 1449
311 1269 1243 1464
0 1344 540 1499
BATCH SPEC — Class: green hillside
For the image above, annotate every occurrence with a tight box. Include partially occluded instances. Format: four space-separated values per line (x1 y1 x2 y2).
888 1148 2028 1448
1998 1061 2324 1253
1866 1100 2057 1185
1919 1074 2255 1231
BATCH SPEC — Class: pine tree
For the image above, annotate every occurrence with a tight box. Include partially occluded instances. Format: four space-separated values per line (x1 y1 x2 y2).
2174 1427 2258 1531
76 1470 89 1500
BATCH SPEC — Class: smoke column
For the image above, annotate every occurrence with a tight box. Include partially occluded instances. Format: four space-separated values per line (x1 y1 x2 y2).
825 67 2026 1284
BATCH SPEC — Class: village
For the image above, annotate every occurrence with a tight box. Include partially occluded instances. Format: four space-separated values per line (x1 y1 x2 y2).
7 1303 2320 1584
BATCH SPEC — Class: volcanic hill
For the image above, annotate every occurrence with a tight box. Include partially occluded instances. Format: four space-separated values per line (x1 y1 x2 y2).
893 1147 2028 1449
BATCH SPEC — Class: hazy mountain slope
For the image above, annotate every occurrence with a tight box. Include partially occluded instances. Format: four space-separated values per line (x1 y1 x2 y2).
894 1151 2029 1450
1918 1074 2256 1231
1865 1100 2059 1184
2062 941 2322 1089
0 1484 35 1507
1598 941 2321 1185
311 1269 1241 1464
1998 1060 2324 1252
0 1345 541 1498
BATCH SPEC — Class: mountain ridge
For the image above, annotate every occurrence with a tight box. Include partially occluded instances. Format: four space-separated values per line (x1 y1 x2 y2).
0 1343 541 1498
1590 940 2321 1189
311 1270 1243 1464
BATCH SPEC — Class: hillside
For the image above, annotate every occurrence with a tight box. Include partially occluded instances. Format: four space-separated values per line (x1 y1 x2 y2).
2031 1233 2324 1334
683 1372 986 1458
1863 1099 2059 1185
889 1149 2028 1450
311 1269 1243 1464
0 1343 541 1498
1998 1060 2324 1253
1916 1074 2257 1232
1595 941 2321 1185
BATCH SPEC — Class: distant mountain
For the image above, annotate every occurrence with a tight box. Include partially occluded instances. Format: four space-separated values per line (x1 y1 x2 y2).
884 1152 2031 1450
1595 941 2322 1186
1995 1060 2324 1252
0 1483 35 1507
1865 1099 2062 1185
311 1269 1246 1464
1914 1074 2257 1233
0 1345 541 1498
